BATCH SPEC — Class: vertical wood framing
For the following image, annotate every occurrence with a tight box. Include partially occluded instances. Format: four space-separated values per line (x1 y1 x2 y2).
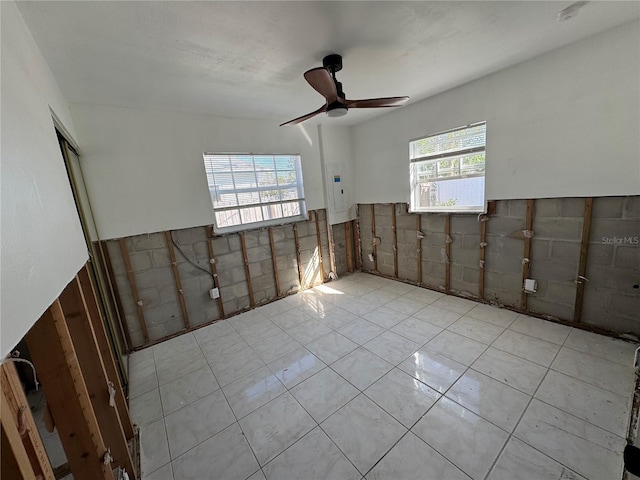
1 363 55 479
1 387 38 480
26 300 116 480
314 211 326 283
574 197 594 322
445 214 451 291
521 199 535 310
293 224 305 289
479 216 487 300
77 266 134 440
118 238 149 342
164 231 190 329
101 241 132 350
391 204 398 278
416 214 423 285
326 219 337 278
205 229 225 318
354 219 362 270
60 277 135 478
268 227 282 297
345 221 354 273
371 205 378 272
239 232 255 306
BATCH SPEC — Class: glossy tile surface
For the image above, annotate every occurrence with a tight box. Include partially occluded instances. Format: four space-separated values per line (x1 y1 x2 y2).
127 273 637 480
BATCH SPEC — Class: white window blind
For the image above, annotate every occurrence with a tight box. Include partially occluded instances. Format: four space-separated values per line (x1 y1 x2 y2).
410 122 486 212
203 154 306 233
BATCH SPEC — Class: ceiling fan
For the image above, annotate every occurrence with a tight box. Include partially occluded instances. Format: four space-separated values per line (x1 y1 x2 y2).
280 54 409 126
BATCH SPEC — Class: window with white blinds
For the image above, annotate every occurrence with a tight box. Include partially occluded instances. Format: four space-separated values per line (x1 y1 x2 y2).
203 154 306 233
410 122 486 212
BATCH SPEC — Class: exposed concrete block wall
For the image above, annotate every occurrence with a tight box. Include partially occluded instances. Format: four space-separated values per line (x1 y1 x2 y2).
357 197 640 336
332 223 349 277
105 209 348 349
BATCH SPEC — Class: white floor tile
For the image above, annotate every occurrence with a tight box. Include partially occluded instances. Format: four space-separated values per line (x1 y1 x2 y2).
466 304 519 328
363 330 420 365
155 348 208 385
384 297 426 316
139 418 170 477
251 331 302 364
423 330 487 366
514 399 625 480
509 315 571 345
239 392 316 465
286 319 332 345
153 333 198 364
362 306 408 329
313 306 359 330
130 388 163 426
431 295 478 315
321 394 406 475
447 316 505 345
269 308 314 330
401 288 444 305
413 397 509 480
364 368 441 428
412 305 462 328
367 432 469 480
267 347 326 388
472 347 547 395
446 369 530 433
390 317 442 345
564 329 638 366
305 331 359 364
171 423 260 480
263 427 360 480
290 367 359 423
209 345 265 386
164 389 235 458
337 318 385 345
491 329 560 367
398 349 466 393
192 320 236 346
159 366 219 415
143 462 174 480
199 330 248 364
331 347 394 390
222 366 286 419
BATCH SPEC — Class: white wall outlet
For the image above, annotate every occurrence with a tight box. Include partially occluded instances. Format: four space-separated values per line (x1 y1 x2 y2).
523 278 537 293
209 288 220 300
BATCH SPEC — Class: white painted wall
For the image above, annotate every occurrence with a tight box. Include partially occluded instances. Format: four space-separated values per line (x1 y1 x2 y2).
353 21 640 204
69 104 326 239
318 125 356 225
1 2 88 356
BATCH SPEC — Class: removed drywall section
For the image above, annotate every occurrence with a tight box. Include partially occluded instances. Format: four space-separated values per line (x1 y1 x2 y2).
450 215 481 296
421 214 447 289
395 205 420 283
105 210 346 348
332 223 348 277
583 197 640 333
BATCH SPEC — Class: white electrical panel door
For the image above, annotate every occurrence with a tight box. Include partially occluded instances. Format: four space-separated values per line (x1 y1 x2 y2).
329 165 347 213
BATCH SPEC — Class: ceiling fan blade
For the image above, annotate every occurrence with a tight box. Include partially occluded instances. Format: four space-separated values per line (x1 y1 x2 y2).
304 67 338 103
345 96 409 108
280 104 327 127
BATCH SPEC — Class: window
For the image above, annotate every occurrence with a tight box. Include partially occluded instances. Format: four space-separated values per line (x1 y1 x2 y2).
410 122 486 212
204 153 306 233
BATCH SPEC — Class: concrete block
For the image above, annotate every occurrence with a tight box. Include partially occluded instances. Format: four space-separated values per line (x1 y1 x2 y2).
451 247 479 267
424 246 447 262
508 200 527 218
623 196 640 219
586 243 614 266
550 241 580 263
228 234 241 252
193 241 210 262
527 298 573 321
132 233 165 251
592 197 624 219
590 219 640 244
212 237 230 255
246 246 272 263
129 251 153 272
138 287 160 307
397 215 417 231
220 282 249 300
534 218 582 241
485 249 522 274
487 217 524 235
535 199 561 218
559 198 586 218
451 264 463 281
531 239 550 261
374 204 391 216
450 277 479 297
451 216 479 235
462 267 480 285
608 292 640 320
494 201 509 216
135 267 175 290
243 231 260 249
463 234 481 250
106 240 126 272
428 233 446 247
152 249 171 268
530 259 577 282
299 236 318 252
307 221 317 236
216 251 244 270
423 215 445 233
544 281 577 306
615 245 640 268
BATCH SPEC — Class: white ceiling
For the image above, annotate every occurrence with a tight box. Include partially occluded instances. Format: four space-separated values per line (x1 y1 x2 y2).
16 1 640 127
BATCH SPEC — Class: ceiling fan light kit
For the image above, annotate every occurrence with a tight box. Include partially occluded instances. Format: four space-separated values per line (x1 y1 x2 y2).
280 54 409 126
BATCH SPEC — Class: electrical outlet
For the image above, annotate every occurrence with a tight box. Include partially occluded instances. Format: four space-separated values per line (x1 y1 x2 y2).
209 288 220 300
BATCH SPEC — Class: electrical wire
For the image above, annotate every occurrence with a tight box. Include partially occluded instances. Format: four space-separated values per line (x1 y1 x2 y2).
169 231 216 289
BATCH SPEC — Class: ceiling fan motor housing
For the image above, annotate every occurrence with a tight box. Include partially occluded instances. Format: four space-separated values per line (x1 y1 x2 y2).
322 54 343 73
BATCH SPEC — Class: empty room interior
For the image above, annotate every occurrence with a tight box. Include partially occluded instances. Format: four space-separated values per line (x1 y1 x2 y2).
2 1 640 479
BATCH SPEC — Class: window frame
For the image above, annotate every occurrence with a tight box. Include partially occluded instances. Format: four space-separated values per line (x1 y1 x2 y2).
409 122 487 214
203 152 307 234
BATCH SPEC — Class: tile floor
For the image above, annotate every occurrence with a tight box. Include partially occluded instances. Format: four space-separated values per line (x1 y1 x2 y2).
128 272 639 480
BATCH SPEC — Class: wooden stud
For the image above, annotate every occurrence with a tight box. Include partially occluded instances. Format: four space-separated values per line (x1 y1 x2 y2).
345 221 354 273
371 204 378 272
479 216 487 300
26 300 116 480
521 199 535 310
487 200 497 215
416 214 423 285
1 363 55 479
205 229 225 318
239 232 255 306
118 238 149 342
101 241 133 350
60 277 136 478
326 217 337 278
293 224 305 289
445 214 451 292
574 197 594 323
314 210 326 283
77 266 134 440
392 204 398 278
354 219 362 270
1 387 38 480
164 231 190 329
268 227 282 297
